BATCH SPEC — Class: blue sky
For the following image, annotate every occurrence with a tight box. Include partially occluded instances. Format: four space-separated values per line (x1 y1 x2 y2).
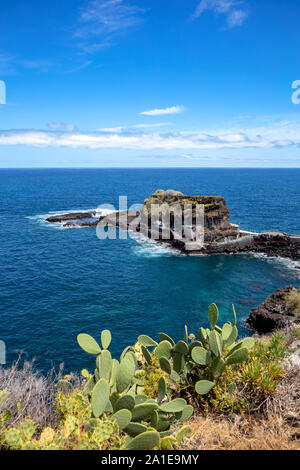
0 0 299 167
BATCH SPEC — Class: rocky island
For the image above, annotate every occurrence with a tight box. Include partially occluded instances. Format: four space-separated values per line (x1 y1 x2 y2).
46 189 300 262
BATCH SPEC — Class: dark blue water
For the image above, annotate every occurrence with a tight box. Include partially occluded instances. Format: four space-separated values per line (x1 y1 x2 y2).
0 169 299 373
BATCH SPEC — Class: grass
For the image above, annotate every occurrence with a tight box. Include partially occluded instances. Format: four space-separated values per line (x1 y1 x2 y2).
286 289 300 316
0 358 80 430
186 414 299 450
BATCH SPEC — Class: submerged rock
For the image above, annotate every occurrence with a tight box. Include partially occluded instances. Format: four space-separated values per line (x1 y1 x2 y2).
247 286 300 333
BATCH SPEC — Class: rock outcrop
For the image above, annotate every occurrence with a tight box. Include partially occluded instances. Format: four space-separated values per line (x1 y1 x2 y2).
44 189 300 262
139 189 239 245
202 233 300 261
247 286 300 333
46 212 96 223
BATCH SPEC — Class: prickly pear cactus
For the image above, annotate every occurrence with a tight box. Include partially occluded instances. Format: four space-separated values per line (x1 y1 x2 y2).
138 304 254 398
77 328 192 448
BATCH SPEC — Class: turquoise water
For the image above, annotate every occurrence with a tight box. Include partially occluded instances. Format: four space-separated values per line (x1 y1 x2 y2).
0 168 299 372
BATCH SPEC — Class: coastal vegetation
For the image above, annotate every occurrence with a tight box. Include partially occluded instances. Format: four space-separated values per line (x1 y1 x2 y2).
286 289 300 316
0 304 299 451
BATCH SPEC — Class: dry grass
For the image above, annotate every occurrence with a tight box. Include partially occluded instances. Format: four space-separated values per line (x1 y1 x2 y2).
0 358 80 429
286 289 300 316
265 365 300 423
186 414 300 450
185 327 300 450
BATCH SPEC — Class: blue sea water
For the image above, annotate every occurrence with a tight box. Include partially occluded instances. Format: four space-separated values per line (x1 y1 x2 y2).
0 168 299 373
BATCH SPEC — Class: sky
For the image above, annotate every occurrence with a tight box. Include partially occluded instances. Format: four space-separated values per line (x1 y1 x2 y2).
0 0 300 168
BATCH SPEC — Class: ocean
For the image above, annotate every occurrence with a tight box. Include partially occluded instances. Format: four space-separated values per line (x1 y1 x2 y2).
0 168 299 373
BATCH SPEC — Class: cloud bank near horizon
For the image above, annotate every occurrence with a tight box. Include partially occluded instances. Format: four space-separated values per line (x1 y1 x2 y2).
0 121 299 151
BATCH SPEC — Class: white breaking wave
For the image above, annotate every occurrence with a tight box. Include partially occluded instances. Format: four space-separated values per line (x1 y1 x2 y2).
131 233 182 258
26 207 116 229
250 252 300 278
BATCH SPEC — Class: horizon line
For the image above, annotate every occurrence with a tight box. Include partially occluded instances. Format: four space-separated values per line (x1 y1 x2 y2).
0 167 299 170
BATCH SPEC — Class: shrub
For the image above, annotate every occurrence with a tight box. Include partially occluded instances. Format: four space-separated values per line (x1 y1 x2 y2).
206 332 286 414
133 343 167 399
0 359 65 429
286 289 300 316
137 304 254 407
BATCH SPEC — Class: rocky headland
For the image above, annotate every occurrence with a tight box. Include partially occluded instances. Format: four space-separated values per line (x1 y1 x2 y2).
45 189 300 262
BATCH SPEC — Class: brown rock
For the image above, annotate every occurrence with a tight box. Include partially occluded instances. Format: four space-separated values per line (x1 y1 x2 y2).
247 286 300 333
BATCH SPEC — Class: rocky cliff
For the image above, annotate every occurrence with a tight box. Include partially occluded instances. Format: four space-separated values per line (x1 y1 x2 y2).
247 286 300 333
139 189 239 244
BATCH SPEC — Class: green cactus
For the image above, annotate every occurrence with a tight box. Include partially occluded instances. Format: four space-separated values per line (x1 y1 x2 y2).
159 398 187 413
209 330 222 357
155 415 170 432
158 332 175 346
98 349 112 379
222 322 233 342
226 347 249 365
156 340 172 359
126 431 160 450
124 422 148 437
141 345 151 364
91 379 110 418
112 409 132 430
77 306 254 449
109 358 119 387
146 303 254 399
208 303 219 329
101 329 112 350
195 380 215 395
184 325 188 343
131 403 158 421
157 377 166 405
173 340 189 355
211 358 225 378
175 405 194 422
116 353 136 393
159 356 172 374
77 333 101 355
115 394 135 411
134 394 148 405
138 335 158 348
198 327 208 345
191 346 212 365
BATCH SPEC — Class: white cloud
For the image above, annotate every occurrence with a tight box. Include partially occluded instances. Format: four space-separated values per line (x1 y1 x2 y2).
48 123 75 131
0 54 54 75
76 0 144 53
140 106 185 116
97 123 170 133
0 120 299 150
191 0 248 27
227 8 248 27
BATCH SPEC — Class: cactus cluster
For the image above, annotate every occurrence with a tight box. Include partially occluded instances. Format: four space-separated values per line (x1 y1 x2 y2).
77 330 192 450
138 304 255 397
